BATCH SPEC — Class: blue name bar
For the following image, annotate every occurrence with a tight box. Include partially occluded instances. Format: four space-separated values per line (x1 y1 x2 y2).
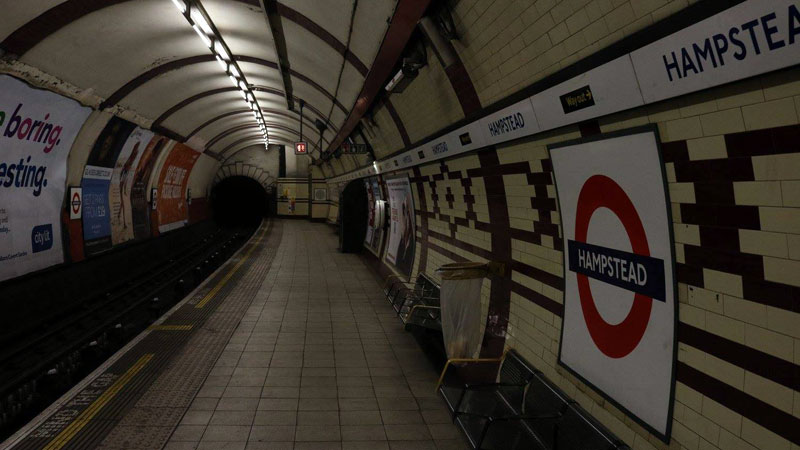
568 240 666 302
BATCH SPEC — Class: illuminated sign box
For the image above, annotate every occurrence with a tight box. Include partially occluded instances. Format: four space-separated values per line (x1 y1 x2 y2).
294 141 307 155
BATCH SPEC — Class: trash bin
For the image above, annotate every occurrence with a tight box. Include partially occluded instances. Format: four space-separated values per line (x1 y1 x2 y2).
436 262 490 360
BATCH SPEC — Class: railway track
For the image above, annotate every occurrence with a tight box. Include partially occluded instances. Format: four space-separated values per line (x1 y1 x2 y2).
0 222 257 440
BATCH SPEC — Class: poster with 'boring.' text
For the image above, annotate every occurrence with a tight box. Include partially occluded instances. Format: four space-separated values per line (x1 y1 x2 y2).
0 75 91 282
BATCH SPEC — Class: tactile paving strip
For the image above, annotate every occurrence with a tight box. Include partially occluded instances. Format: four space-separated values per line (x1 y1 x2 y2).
5 220 283 450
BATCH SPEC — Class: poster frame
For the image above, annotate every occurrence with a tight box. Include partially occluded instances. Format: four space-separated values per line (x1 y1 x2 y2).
384 175 416 277
548 124 678 443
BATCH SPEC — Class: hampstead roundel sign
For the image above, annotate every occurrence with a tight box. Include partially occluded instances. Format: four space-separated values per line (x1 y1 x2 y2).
571 174 666 359
549 126 676 441
69 187 83 220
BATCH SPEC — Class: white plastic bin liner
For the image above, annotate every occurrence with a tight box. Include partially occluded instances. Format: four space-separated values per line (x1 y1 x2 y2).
436 262 488 360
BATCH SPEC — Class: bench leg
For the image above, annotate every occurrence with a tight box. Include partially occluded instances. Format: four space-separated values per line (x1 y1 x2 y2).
435 356 504 392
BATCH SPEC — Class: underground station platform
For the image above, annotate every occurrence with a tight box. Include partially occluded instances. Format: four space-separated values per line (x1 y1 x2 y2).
3 221 466 450
2 1 799 450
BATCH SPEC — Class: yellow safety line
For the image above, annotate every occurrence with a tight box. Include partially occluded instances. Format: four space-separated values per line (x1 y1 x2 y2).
148 325 193 331
195 225 268 309
43 354 154 450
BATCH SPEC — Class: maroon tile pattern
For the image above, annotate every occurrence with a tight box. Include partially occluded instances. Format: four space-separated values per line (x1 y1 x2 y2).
383 122 800 446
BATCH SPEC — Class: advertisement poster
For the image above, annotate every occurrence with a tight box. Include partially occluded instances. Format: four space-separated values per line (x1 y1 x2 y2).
364 177 384 255
385 176 415 276
82 117 136 256
109 127 154 245
131 136 169 240
364 179 374 247
549 127 676 439
156 143 201 233
0 75 91 282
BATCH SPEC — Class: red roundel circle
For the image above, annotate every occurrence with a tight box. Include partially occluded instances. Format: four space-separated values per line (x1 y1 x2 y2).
71 192 81 214
574 175 652 359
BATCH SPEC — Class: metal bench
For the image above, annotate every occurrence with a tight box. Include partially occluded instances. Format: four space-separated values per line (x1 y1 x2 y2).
383 274 441 330
437 349 631 450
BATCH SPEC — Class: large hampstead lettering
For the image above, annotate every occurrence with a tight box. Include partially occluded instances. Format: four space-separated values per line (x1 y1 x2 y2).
432 141 448 155
568 240 667 301
487 112 525 136
663 5 800 82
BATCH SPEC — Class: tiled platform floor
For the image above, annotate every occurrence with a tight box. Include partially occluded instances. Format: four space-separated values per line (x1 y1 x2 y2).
164 221 466 450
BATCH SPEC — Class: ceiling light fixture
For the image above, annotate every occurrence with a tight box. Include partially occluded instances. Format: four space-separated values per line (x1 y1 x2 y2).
215 55 228 71
171 0 187 14
171 0 269 144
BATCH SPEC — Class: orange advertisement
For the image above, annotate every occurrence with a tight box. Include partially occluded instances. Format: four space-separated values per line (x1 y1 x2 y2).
155 143 201 233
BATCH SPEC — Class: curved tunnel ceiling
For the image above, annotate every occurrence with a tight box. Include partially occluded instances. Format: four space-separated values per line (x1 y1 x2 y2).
0 0 399 156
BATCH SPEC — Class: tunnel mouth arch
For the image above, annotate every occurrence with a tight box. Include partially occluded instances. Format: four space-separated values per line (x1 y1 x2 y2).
210 176 271 228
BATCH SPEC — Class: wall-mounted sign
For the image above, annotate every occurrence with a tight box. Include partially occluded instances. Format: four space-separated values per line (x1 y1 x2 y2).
549 126 676 441
0 76 92 281
69 187 83 220
385 176 415 276
156 143 200 233
151 187 158 211
294 141 307 155
109 127 155 246
560 85 595 114
479 98 539 146
632 0 800 103
340 143 372 155
532 56 644 131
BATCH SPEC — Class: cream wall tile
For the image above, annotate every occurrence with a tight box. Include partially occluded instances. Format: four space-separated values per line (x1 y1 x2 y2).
686 136 727 161
733 182 783 207
670 183 696 203
744 324 795 362
763 256 800 288
741 418 791 450
743 372 794 414
700 109 745 136
789 235 800 260
742 98 799 131
674 223 701 245
759 207 800 234
702 269 743 298
752 154 800 181
705 312 745 344
724 295 767 328
782 181 800 207
701 397 742 435
739 230 788 258
687 286 724 314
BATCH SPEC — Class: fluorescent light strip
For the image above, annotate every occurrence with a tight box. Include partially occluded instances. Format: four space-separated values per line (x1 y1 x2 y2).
214 40 230 61
216 55 228 71
172 0 267 141
192 24 212 47
171 0 186 13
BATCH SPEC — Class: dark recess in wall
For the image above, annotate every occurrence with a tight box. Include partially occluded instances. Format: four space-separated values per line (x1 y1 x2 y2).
339 180 368 252
211 176 269 227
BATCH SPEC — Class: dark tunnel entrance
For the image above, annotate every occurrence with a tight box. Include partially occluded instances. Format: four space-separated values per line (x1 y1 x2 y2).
339 180 368 253
210 176 270 227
